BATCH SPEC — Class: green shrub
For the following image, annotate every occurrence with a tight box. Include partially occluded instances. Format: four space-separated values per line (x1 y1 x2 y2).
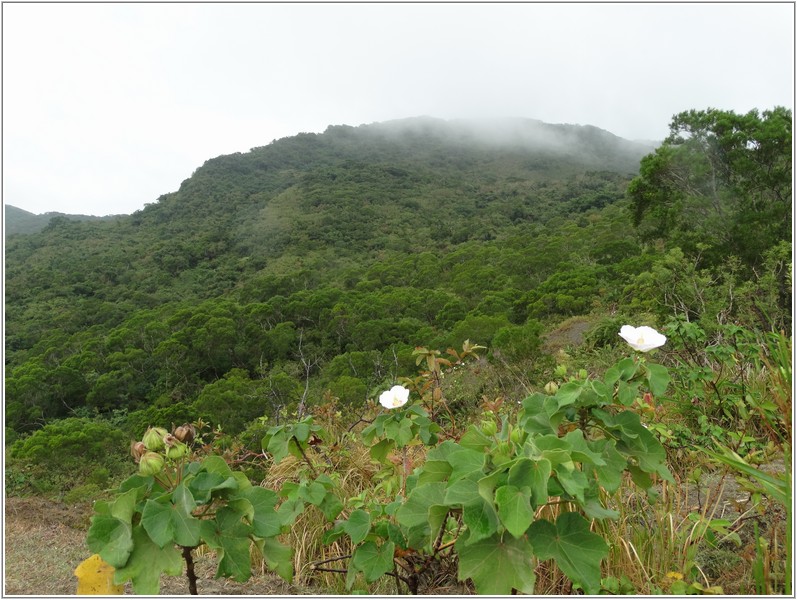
63 482 103 505
8 417 130 494
492 319 544 361
123 402 201 438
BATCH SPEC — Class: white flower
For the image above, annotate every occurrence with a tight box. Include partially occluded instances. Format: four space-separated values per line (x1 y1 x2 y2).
379 385 410 409
618 325 667 352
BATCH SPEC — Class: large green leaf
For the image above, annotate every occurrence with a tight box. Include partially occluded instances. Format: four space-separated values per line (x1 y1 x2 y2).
554 464 589 504
563 429 606 466
277 497 305 526
528 512 608 594
86 515 134 567
298 481 327 505
617 357 638 380
172 482 197 515
318 492 344 522
259 536 294 582
109 488 138 524
343 509 372 545
200 507 254 582
201 454 234 477
112 524 183 594
617 380 639 406
426 439 463 461
610 411 674 482
462 498 499 544
447 447 486 482
141 496 202 549
519 393 558 436
458 427 493 452
293 421 310 443
417 460 452 485
244 486 282 538
456 532 536 594
351 540 396 582
645 362 670 396
141 498 173 548
530 434 573 467
444 477 482 507
494 485 533 538
592 438 626 494
397 417 414 446
508 457 551 509
264 429 291 463
477 469 508 504
369 438 395 463
395 482 446 529
591 408 639 439
170 503 202 547
554 381 584 408
582 487 620 520
187 471 239 504
395 482 448 548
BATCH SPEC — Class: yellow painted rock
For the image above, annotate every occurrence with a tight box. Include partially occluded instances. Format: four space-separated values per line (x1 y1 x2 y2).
74 554 124 595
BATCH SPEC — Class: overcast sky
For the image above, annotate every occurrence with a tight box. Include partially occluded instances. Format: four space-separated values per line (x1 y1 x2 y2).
3 2 793 216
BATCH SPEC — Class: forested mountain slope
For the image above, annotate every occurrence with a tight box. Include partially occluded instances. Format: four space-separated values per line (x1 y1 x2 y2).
5 117 649 356
5 111 790 439
4 204 121 236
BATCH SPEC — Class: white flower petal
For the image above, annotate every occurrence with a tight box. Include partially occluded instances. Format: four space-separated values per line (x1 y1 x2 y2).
379 385 409 409
619 325 666 352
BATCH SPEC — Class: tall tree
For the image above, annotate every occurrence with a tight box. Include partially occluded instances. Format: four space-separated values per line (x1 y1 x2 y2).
628 107 791 266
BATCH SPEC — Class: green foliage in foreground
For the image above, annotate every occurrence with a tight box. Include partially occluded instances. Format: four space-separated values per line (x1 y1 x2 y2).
82 325 792 595
87 343 681 595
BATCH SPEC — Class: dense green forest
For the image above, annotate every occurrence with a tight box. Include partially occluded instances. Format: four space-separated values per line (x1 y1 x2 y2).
4 110 792 594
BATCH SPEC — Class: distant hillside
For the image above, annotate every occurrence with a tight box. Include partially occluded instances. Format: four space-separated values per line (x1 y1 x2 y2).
4 204 122 237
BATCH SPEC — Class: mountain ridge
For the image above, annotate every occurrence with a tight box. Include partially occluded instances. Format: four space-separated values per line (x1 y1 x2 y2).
5 116 656 231
4 204 122 236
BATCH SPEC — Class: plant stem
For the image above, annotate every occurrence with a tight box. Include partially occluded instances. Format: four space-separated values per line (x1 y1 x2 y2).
181 545 198 595
295 439 319 477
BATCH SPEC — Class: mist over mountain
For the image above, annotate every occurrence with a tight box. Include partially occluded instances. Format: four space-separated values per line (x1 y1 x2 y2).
5 117 654 234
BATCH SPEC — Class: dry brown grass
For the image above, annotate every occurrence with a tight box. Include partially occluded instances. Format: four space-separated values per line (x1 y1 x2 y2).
4 496 90 595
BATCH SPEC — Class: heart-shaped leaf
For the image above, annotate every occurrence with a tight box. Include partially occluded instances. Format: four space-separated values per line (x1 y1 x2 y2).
494 485 533 538
457 532 536 594
528 512 608 594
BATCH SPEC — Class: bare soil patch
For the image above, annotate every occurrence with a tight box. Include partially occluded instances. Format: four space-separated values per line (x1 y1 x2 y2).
3 495 307 595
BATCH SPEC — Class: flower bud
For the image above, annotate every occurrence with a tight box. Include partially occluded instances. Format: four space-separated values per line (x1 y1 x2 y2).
480 419 497 436
173 423 196 444
130 441 146 462
166 441 189 460
510 427 523 445
142 427 168 451
138 452 165 476
544 381 559 395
